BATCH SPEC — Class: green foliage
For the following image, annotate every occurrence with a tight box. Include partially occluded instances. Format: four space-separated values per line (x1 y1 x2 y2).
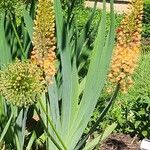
144 0 150 4
143 4 150 24
53 0 116 149
74 7 101 31
93 51 150 139
0 0 117 149
88 45 150 138
61 0 84 9
142 3 150 38
74 7 123 32
142 45 150 52
142 24 150 38
83 123 117 150
0 0 25 24
0 1 36 149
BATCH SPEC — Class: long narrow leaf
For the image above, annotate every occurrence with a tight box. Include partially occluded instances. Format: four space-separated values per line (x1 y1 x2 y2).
0 14 11 67
75 84 119 150
15 108 28 150
67 1 107 147
67 0 115 149
48 78 61 130
83 123 117 150
26 131 37 150
0 113 13 142
23 9 34 41
69 58 79 125
54 0 74 138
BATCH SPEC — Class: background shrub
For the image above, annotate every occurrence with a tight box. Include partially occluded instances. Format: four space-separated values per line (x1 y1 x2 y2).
111 51 150 138
74 7 123 31
89 49 150 139
61 0 84 9
142 3 150 38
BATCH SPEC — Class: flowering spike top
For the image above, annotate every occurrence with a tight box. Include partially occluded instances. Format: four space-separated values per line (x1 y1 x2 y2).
31 0 56 84
116 0 143 47
0 59 45 107
108 0 143 92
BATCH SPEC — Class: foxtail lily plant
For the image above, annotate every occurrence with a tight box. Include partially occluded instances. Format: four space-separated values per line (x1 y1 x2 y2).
0 0 118 149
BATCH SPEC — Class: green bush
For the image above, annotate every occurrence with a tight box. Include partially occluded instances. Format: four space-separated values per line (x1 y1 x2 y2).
61 0 84 9
142 24 150 38
72 7 123 50
74 7 123 32
142 45 150 52
142 4 150 38
71 2 150 40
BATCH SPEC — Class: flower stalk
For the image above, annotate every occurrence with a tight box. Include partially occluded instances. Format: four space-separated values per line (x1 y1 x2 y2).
31 0 56 84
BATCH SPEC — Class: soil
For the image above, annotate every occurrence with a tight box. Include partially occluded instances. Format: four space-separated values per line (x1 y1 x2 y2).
100 133 140 150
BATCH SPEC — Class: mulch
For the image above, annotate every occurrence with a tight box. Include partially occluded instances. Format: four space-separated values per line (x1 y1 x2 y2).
100 133 140 150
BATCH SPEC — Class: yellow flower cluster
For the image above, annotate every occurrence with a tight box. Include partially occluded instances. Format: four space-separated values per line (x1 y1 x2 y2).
0 59 45 107
108 0 143 92
31 0 56 84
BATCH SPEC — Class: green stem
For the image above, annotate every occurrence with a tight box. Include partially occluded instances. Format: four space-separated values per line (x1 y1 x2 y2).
10 16 27 59
38 99 67 150
34 106 63 150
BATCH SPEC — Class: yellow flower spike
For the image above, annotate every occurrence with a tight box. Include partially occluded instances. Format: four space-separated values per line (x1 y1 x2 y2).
31 0 56 84
109 0 143 92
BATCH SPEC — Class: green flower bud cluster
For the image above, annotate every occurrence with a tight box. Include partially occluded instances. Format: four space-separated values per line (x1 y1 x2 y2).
0 0 25 21
0 59 45 107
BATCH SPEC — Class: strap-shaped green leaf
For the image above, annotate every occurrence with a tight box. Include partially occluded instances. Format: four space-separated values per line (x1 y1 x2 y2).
83 123 117 150
0 113 13 143
15 109 28 150
66 0 115 149
69 58 79 126
47 0 115 149
0 14 11 67
23 9 34 41
48 78 61 130
54 0 74 138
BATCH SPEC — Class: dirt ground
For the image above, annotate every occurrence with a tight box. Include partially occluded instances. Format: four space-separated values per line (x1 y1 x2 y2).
100 133 140 150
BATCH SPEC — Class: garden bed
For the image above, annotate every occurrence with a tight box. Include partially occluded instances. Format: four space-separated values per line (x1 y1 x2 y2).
100 133 140 150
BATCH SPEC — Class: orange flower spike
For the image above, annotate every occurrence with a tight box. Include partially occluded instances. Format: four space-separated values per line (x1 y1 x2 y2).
109 0 143 92
31 0 56 84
